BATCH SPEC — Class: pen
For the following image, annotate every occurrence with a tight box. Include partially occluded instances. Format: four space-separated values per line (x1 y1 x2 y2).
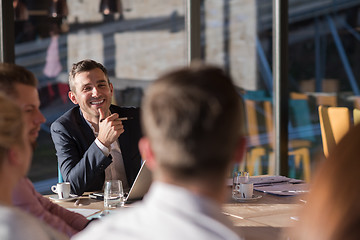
89 193 104 200
100 117 133 122
74 199 80 206
118 117 133 121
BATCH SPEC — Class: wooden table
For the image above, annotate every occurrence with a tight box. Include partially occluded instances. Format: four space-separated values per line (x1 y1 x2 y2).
223 190 304 240
48 193 105 212
48 189 304 240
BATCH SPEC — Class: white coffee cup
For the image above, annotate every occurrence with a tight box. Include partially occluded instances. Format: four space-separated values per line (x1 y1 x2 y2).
51 182 71 199
240 182 253 199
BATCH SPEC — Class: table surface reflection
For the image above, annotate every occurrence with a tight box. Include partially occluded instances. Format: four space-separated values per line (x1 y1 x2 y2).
47 185 304 240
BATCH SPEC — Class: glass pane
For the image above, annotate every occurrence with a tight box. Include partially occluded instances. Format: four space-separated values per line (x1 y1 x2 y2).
287 1 360 181
14 0 186 193
201 0 273 177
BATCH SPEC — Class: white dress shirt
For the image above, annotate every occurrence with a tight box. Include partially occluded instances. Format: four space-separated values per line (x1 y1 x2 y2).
86 119 129 190
74 182 243 240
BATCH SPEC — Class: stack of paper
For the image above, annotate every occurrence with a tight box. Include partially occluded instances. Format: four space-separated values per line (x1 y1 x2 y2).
251 176 309 196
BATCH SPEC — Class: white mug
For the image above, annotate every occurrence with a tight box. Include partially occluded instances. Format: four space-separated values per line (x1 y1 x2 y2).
51 182 71 199
240 182 253 199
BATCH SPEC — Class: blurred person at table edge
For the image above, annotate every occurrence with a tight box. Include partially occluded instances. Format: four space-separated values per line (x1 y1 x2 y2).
0 63 90 237
50 59 142 196
0 93 67 239
74 63 246 240
291 123 360 240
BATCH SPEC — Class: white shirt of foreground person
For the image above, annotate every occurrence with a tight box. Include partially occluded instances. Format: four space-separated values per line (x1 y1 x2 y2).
74 182 242 240
0 205 68 240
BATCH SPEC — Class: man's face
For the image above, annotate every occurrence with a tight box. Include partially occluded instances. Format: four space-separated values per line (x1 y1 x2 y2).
13 83 46 147
68 68 113 122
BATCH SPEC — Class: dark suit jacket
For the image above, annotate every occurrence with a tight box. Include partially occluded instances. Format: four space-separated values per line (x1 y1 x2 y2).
50 105 142 196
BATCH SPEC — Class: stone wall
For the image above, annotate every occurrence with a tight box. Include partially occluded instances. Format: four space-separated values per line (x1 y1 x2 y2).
67 0 103 23
114 31 185 80
205 0 256 90
67 33 104 69
66 0 256 89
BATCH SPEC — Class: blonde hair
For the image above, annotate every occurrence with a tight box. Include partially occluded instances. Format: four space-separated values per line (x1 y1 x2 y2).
0 93 24 168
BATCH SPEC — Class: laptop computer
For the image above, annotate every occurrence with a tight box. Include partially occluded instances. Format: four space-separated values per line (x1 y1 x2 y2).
90 160 152 203
126 160 152 202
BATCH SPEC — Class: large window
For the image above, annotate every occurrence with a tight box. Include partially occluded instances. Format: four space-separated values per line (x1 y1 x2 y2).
286 1 360 180
200 0 360 181
10 0 360 192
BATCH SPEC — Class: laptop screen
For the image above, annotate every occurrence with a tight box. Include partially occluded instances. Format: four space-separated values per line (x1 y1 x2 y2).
126 160 153 202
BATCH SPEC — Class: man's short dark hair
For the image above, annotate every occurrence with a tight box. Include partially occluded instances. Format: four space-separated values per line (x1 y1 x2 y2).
69 59 109 92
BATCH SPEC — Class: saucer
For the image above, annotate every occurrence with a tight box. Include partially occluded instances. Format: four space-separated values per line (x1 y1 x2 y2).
49 194 79 202
232 194 262 202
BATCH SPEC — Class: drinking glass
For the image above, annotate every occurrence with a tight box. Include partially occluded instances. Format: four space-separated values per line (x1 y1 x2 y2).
104 180 125 209
232 171 250 199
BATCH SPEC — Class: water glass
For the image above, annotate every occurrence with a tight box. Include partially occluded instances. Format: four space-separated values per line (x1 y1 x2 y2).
232 171 250 199
104 180 125 208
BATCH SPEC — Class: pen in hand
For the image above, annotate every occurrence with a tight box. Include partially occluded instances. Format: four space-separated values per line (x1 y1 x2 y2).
118 117 133 121
100 117 133 123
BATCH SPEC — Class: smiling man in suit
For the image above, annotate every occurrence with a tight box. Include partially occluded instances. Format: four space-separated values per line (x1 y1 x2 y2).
51 59 142 196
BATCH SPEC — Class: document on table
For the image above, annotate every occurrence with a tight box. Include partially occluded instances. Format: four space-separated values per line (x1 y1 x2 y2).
251 176 309 196
254 183 309 196
249 175 304 186
228 175 309 196
227 175 303 186
67 208 101 217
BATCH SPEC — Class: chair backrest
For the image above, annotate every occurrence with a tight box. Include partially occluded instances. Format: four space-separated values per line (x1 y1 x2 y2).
289 98 315 142
290 92 308 100
262 100 274 148
58 165 64 183
353 108 360 126
315 94 337 107
318 106 351 158
353 96 360 110
243 90 270 100
244 99 272 147
242 91 272 148
244 99 261 146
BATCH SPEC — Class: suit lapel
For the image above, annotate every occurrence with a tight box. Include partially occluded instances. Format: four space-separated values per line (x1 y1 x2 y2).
75 107 96 147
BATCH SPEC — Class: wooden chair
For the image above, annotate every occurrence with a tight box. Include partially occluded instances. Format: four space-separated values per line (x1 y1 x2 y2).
266 100 312 181
316 95 337 107
242 90 273 176
244 99 270 176
288 97 314 181
353 108 360 126
353 96 360 110
290 92 308 100
244 97 312 181
318 106 351 158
